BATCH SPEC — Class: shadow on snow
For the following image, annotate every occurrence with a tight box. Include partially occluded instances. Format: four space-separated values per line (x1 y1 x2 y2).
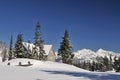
41 70 120 80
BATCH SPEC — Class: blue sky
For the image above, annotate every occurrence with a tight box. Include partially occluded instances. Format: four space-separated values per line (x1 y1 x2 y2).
0 0 120 52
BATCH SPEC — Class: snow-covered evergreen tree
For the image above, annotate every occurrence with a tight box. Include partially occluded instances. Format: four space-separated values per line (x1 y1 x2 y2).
14 33 25 58
102 55 113 71
8 36 13 60
58 30 73 64
34 22 45 60
113 57 120 72
32 45 38 59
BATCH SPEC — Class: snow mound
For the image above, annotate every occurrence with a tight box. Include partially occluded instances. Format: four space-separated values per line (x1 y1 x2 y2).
3 58 89 72
1 58 120 80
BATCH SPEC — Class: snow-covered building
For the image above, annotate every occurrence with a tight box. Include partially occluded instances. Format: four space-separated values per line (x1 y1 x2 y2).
23 42 56 62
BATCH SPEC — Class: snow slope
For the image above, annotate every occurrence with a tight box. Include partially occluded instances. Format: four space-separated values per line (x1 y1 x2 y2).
0 58 120 80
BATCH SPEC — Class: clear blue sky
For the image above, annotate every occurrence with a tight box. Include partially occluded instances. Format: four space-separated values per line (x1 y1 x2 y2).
0 0 120 52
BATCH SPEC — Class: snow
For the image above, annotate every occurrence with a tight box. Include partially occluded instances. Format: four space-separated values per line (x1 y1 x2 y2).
23 42 52 55
73 49 97 62
0 58 120 80
44 45 52 55
73 48 120 63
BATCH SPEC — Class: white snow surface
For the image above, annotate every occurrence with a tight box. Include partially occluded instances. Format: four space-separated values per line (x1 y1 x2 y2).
0 58 120 80
73 49 97 62
23 42 52 55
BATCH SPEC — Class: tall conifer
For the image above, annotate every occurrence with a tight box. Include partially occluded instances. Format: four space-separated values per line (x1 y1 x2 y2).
58 30 73 64
34 22 45 60
14 33 24 58
8 36 13 60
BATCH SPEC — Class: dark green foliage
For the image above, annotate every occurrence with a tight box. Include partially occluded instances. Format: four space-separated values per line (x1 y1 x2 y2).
8 36 13 60
58 30 73 64
28 40 31 43
38 47 46 60
108 55 113 70
31 45 38 59
113 57 120 72
102 55 113 71
103 56 109 70
14 33 25 58
91 61 96 71
34 22 45 60
34 22 42 46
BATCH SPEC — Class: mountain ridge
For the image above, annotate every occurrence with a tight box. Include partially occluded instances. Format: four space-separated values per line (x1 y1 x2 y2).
73 48 120 63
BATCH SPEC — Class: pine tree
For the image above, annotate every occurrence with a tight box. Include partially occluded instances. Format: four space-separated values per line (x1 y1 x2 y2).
32 45 38 59
82 61 87 69
14 33 24 58
24 40 32 58
103 55 110 71
34 22 45 60
113 57 120 72
28 39 31 43
58 30 73 64
91 61 96 71
108 54 113 70
8 36 13 60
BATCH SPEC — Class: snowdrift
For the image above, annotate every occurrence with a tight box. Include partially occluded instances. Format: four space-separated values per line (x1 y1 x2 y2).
3 58 88 72
0 58 120 80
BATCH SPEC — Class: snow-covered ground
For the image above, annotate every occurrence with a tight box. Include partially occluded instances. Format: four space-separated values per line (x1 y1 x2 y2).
0 58 120 80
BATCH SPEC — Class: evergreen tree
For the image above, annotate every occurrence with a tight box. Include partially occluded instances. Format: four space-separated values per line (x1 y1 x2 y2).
8 36 13 60
91 61 96 71
108 54 113 70
24 40 32 58
34 22 45 60
88 62 92 71
14 33 24 58
28 39 31 43
113 57 120 72
32 45 38 59
58 30 73 64
82 61 86 69
103 55 108 71
103 55 113 71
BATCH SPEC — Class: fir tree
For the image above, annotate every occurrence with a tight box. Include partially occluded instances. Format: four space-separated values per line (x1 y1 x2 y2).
113 57 120 72
108 54 113 70
14 33 24 58
58 30 73 64
8 36 13 60
91 61 96 71
24 40 32 58
28 39 31 43
103 55 113 71
32 45 38 59
34 22 45 60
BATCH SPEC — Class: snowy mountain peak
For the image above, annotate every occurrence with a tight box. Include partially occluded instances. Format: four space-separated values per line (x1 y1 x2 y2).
73 49 97 62
78 48 95 53
97 48 106 53
73 48 120 63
